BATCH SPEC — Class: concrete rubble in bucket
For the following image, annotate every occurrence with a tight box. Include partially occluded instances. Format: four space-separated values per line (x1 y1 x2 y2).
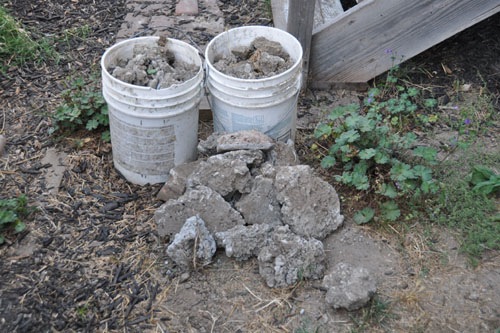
204 26 304 142
101 36 203 186
154 130 378 310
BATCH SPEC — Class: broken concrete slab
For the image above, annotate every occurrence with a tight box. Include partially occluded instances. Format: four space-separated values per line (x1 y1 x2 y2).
258 226 326 288
166 215 216 269
218 149 265 167
156 130 349 289
157 160 202 202
235 175 282 226
186 153 253 197
216 129 275 153
215 223 274 261
323 262 377 311
274 165 343 240
155 185 245 238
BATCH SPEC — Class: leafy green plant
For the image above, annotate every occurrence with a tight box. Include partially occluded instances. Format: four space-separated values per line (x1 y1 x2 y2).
0 194 34 244
0 5 57 72
313 83 438 223
425 151 499 265
50 76 110 141
470 165 500 195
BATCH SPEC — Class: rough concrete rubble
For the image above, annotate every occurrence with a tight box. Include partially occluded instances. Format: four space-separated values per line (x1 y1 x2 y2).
323 262 377 310
109 40 199 89
166 215 216 269
155 130 344 288
258 225 326 288
274 165 344 240
213 37 294 79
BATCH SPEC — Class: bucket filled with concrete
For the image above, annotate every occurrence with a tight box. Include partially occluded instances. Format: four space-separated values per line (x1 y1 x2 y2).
101 36 203 185
205 26 303 142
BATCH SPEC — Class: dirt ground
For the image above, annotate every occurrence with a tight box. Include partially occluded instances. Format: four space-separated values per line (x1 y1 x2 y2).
1 0 499 332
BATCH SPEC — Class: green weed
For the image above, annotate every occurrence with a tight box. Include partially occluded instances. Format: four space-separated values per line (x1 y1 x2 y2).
426 150 499 264
50 75 110 142
313 70 438 223
0 194 35 244
0 5 57 72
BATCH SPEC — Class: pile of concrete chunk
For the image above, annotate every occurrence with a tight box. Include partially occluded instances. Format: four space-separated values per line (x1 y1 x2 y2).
154 130 376 310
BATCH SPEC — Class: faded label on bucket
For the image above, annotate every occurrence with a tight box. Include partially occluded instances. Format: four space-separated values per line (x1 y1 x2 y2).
231 113 265 132
109 112 175 176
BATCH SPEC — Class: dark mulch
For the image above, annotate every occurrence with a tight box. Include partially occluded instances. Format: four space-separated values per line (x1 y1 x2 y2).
0 0 499 331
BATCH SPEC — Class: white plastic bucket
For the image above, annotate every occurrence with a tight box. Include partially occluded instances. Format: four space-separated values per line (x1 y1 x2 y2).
205 26 303 142
101 37 203 185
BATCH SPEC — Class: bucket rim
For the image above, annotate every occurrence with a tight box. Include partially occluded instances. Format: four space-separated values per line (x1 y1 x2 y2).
101 36 204 92
204 25 303 84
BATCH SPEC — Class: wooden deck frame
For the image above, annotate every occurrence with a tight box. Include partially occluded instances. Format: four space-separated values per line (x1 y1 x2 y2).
273 0 500 88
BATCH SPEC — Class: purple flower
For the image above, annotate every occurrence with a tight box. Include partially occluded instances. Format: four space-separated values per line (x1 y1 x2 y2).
385 48 393 55
464 118 471 125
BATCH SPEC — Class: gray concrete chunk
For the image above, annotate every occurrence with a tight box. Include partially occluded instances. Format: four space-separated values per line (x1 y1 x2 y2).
155 185 245 238
215 224 274 261
157 160 201 202
235 176 282 226
166 215 216 269
217 130 275 153
187 151 264 197
258 226 325 288
274 165 344 240
323 262 377 311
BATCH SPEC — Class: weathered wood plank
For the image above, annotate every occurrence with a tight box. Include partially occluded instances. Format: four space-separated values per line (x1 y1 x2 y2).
287 0 316 88
271 0 288 30
310 0 500 84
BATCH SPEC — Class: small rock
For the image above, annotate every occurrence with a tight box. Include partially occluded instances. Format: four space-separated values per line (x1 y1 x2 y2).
255 51 286 76
217 130 275 153
166 215 216 270
258 226 325 288
231 45 252 59
252 37 289 59
323 262 377 311
179 272 191 283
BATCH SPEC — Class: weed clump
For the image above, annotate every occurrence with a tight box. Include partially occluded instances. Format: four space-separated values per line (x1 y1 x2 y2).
313 67 438 224
0 194 35 244
0 5 57 72
50 76 110 142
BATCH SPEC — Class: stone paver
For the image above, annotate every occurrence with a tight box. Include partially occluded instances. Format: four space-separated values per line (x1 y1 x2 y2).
176 0 198 15
117 0 223 51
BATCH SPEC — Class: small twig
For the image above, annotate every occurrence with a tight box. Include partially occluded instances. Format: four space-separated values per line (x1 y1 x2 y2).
192 232 199 269
200 310 218 333
242 283 263 302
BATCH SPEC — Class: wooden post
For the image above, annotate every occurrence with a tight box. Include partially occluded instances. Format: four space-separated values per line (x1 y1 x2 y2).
286 0 315 90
